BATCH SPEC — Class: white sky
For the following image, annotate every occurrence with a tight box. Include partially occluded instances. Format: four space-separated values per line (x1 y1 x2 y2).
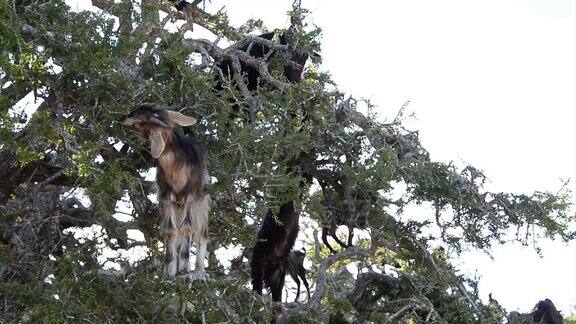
41 0 576 315
206 0 576 314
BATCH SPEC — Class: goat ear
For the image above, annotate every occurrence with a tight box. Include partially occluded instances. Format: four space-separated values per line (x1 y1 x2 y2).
165 110 197 126
149 130 166 158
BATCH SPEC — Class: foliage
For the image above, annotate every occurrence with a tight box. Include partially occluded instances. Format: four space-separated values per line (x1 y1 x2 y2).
0 0 573 322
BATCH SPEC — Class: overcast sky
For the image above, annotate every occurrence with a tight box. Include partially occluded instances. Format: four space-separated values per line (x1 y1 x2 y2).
56 0 576 314
203 0 576 314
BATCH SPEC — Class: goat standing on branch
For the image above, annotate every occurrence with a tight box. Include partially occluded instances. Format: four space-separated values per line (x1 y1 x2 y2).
120 104 209 278
287 249 310 302
214 29 317 124
215 30 311 91
532 299 564 324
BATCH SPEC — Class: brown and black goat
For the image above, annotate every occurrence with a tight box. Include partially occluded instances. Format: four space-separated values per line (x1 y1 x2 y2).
287 249 310 302
120 104 209 278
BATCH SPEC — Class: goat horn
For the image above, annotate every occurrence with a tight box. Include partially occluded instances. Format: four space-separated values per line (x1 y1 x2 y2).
150 116 170 128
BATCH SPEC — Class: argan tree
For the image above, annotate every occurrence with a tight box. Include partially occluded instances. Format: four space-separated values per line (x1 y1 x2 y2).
1 0 574 322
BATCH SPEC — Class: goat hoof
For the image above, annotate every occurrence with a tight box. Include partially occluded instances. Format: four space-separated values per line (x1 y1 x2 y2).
187 271 208 282
176 270 191 277
162 277 176 284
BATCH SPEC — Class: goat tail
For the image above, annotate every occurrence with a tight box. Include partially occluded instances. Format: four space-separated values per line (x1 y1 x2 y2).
251 241 266 295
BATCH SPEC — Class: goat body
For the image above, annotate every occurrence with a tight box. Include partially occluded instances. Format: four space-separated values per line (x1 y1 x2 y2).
120 104 209 277
216 30 309 92
320 186 372 254
532 299 563 324
287 249 310 302
214 30 312 126
214 30 313 301
251 202 300 302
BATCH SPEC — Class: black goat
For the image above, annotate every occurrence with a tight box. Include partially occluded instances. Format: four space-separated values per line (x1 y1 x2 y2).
251 202 300 302
320 185 371 254
217 30 312 302
169 0 198 11
321 185 353 254
214 30 311 125
216 30 310 91
120 104 209 278
532 299 563 324
287 249 310 302
168 0 201 17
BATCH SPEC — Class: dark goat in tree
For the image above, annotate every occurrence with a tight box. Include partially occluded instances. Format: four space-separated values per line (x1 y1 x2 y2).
168 0 202 20
169 0 199 11
319 181 372 253
251 202 300 302
249 156 312 303
287 249 310 302
320 184 353 254
532 299 563 324
120 104 209 278
214 30 312 124
213 29 312 302
249 153 314 302
216 30 310 91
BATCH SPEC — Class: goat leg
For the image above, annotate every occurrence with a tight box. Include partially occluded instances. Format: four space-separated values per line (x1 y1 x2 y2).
250 242 266 295
322 227 338 254
195 236 207 272
346 225 354 247
177 203 194 275
161 202 179 277
177 233 192 275
190 194 210 272
297 267 310 300
289 271 301 302
268 268 286 302
164 233 179 277
329 227 349 251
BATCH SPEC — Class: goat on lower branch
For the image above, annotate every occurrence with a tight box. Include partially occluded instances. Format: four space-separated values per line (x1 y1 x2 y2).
251 201 300 302
120 104 209 278
287 249 310 302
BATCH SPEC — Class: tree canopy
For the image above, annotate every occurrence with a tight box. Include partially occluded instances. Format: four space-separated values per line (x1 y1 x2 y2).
0 0 574 322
